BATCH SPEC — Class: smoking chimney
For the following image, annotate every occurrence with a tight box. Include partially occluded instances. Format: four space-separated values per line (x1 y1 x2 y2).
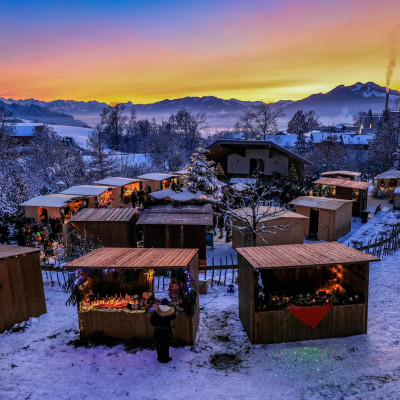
385 86 390 110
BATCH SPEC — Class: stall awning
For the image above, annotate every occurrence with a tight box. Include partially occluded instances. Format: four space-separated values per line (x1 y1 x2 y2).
61 185 113 196
64 248 198 269
94 177 142 187
20 194 82 208
237 242 380 270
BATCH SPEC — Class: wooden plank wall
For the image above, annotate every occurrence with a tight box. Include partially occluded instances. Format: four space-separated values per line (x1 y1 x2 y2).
238 254 255 342
232 217 306 248
335 202 353 240
255 303 366 344
294 206 311 237
71 221 136 247
0 253 46 333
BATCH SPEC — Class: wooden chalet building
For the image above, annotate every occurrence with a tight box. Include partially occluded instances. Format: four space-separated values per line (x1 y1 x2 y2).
206 139 311 179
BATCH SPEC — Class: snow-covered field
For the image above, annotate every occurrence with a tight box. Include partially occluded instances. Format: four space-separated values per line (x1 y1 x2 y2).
2 215 400 399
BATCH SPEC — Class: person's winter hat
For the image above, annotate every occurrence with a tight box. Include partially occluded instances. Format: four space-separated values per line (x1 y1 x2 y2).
161 298 170 305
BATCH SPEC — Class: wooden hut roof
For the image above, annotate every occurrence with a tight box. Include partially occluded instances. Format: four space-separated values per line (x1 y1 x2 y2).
138 173 178 181
233 207 308 221
149 188 203 201
237 242 379 270
375 169 400 179
314 178 371 190
0 244 40 261
137 204 213 226
61 185 113 196
93 177 143 187
321 171 361 178
70 208 138 223
64 248 198 269
289 196 353 210
21 194 82 207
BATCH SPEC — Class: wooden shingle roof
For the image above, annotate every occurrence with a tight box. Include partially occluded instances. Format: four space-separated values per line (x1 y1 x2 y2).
237 242 379 270
314 178 371 190
65 248 198 269
289 196 353 210
0 244 40 261
70 208 138 223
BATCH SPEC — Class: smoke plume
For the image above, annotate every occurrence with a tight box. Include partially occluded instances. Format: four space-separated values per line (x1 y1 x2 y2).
386 46 397 90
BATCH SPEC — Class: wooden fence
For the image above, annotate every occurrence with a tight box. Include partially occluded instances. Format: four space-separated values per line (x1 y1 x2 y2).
351 225 400 258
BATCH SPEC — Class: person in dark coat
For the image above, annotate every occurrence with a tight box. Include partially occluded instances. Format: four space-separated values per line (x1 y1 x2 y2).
17 228 27 247
217 213 224 239
150 298 176 363
131 189 138 208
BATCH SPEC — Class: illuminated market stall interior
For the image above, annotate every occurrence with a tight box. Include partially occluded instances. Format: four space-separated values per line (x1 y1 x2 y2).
94 177 143 207
237 242 379 344
61 185 116 208
64 248 199 344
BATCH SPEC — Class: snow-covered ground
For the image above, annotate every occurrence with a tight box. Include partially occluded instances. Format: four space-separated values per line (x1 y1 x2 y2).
2 216 400 399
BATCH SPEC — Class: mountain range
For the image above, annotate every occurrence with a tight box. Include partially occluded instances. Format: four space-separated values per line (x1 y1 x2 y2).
2 82 399 129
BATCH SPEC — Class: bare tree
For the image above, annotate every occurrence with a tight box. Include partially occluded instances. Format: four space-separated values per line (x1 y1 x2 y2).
236 101 284 139
220 169 288 247
100 102 128 148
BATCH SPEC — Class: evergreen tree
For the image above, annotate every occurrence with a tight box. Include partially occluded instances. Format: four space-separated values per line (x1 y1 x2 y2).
307 132 315 152
287 164 298 182
294 131 308 154
368 110 399 174
87 123 117 180
184 146 220 196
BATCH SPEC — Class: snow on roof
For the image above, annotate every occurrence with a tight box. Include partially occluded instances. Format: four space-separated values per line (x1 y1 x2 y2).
321 171 361 178
230 178 257 184
341 134 373 145
149 188 203 201
93 177 142 187
61 185 112 196
307 131 342 143
138 173 178 181
375 169 400 179
395 188 400 194
289 196 353 210
11 125 34 137
174 169 188 175
21 194 82 207
265 134 297 148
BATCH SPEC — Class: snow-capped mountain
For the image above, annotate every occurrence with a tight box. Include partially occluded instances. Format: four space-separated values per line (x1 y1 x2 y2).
2 82 398 128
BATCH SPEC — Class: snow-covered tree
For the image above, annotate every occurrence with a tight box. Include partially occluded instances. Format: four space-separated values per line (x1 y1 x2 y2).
184 146 220 196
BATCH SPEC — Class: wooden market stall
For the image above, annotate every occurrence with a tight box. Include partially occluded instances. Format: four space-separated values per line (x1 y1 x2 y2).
0 245 47 333
137 204 212 262
94 177 143 207
289 196 353 241
232 207 308 248
320 170 361 180
69 208 139 247
374 169 400 198
313 178 371 217
64 248 199 345
61 185 115 208
21 194 85 223
237 242 379 344
138 173 180 193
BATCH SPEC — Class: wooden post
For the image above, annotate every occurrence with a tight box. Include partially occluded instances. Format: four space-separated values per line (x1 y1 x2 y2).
56 271 61 286
224 257 227 286
218 258 222 285
211 257 215 287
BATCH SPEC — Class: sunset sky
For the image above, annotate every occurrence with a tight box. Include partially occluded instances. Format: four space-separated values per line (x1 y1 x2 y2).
1 0 400 103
